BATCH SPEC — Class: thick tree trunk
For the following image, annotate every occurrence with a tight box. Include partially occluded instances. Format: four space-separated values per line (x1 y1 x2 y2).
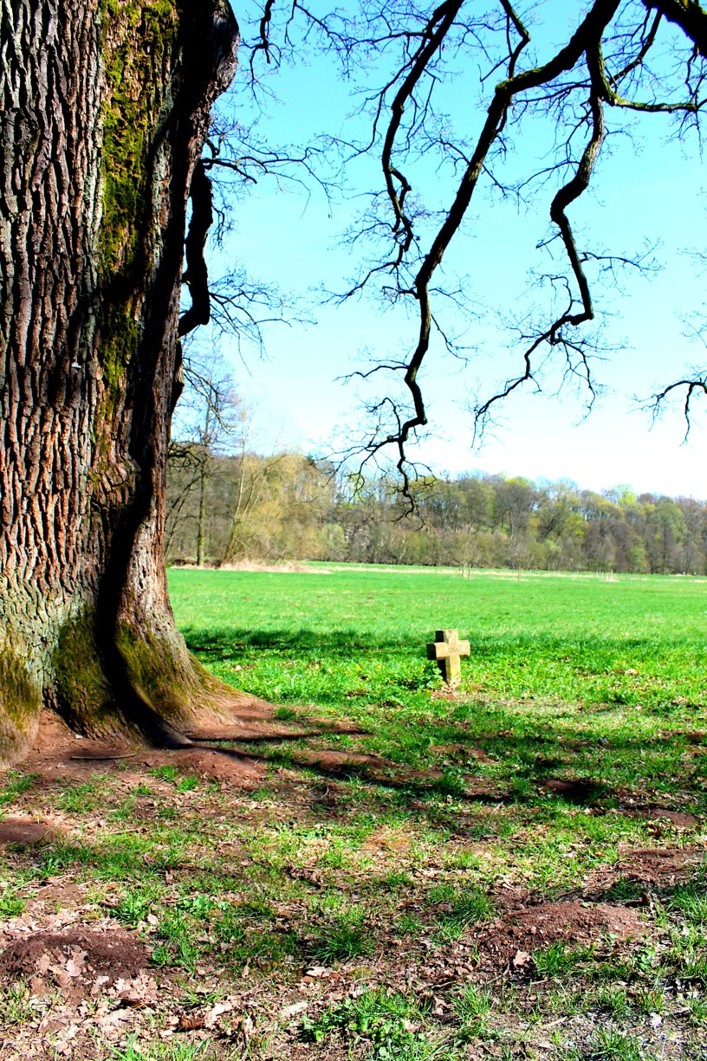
0 0 239 765
197 459 208 567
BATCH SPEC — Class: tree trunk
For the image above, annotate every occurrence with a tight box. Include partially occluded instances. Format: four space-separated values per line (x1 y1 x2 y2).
196 454 208 567
0 0 239 765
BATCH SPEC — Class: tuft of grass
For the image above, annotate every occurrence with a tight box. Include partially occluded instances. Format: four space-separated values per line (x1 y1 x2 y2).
393 914 424 942
381 868 413 890
301 987 441 1058
309 906 374 963
151 764 178 782
585 1027 650 1060
274 705 298 721
0 773 36 806
151 910 201 972
0 888 26 919
57 779 103 813
455 983 493 1037
669 879 707 924
111 1036 222 1060
175 775 199 792
430 883 494 942
686 994 707 1023
592 985 631 1017
533 942 593 979
0 983 34 1025
114 880 165 925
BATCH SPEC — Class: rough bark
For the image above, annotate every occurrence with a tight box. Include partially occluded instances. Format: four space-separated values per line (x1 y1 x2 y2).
0 0 239 765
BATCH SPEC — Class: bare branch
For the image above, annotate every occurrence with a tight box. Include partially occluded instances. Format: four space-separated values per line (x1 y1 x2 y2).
179 161 213 338
649 374 707 439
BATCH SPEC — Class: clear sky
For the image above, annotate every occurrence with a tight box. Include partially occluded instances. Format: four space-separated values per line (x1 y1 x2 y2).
192 3 707 501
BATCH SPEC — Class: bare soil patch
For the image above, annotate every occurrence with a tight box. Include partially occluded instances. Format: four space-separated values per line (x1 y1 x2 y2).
428 743 496 763
0 818 60 846
0 925 150 1000
582 845 706 900
144 746 267 786
541 777 609 803
284 748 505 799
477 897 646 967
624 807 702 829
16 707 303 789
616 845 706 882
17 716 136 782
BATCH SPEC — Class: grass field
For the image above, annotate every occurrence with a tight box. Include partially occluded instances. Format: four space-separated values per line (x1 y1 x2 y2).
172 565 707 800
0 564 705 1060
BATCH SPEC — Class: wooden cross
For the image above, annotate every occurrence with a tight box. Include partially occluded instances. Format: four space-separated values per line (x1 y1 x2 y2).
426 628 470 686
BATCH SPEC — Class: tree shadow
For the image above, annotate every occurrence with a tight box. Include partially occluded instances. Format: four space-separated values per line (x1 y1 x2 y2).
182 624 698 666
176 621 707 814
182 625 417 657
182 738 508 804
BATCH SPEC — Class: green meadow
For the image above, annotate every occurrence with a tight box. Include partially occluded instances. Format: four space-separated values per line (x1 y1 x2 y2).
1 564 705 1060
170 564 707 711
171 565 707 802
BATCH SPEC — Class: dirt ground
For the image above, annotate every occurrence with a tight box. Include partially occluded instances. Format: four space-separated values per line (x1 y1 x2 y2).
1 710 705 1059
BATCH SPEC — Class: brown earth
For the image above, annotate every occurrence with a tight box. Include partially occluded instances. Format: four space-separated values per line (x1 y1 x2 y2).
0 926 150 1002
476 895 646 968
614 845 705 883
21 709 382 790
0 818 60 846
19 707 308 788
1 711 706 1060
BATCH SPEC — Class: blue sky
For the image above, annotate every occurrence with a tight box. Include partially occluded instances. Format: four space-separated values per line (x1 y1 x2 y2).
193 3 707 500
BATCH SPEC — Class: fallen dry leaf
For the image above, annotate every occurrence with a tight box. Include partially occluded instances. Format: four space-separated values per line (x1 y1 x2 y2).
281 1001 308 1020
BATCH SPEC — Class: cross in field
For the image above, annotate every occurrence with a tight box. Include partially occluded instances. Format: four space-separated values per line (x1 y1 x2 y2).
426 629 470 686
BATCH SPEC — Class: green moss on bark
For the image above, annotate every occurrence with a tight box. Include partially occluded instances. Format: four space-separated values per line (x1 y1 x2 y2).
98 0 179 277
53 612 114 732
95 0 180 421
96 309 140 418
52 611 202 738
115 623 196 720
0 651 41 722
0 649 42 767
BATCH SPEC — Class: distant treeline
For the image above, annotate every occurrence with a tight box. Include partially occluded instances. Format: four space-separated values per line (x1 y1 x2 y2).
166 448 707 574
